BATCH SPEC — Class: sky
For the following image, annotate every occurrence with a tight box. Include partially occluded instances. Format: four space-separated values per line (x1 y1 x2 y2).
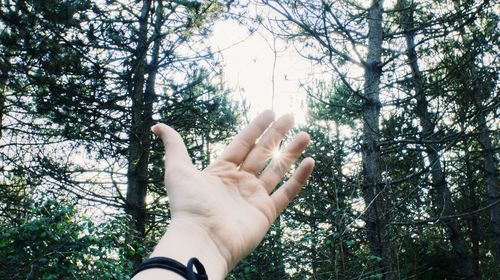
207 1 403 126
209 18 316 125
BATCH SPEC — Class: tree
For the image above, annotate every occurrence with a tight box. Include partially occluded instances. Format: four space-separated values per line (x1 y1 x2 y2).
260 0 397 277
0 171 132 279
1 0 241 268
451 0 499 268
397 0 474 277
255 0 499 278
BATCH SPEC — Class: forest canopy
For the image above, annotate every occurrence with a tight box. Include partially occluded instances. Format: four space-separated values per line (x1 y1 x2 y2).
0 0 498 279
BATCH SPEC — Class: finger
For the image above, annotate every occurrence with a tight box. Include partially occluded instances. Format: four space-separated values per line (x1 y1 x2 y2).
151 124 191 168
259 132 311 193
239 114 294 175
271 157 315 216
218 110 275 166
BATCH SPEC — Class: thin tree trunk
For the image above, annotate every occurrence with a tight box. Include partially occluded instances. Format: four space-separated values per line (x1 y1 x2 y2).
464 137 481 278
473 78 500 268
361 1 394 278
0 83 5 140
451 0 500 268
125 0 154 267
0 56 8 139
399 0 474 278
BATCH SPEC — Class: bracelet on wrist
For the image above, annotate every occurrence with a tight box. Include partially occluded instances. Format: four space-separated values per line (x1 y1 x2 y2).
131 257 208 280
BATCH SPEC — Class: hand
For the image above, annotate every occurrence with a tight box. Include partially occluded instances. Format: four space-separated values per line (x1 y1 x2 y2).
137 111 314 279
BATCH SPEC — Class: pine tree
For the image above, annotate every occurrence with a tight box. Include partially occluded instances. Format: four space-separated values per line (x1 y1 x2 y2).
1 0 241 268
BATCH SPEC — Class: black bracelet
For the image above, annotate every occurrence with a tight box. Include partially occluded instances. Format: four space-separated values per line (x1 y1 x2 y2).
131 257 208 280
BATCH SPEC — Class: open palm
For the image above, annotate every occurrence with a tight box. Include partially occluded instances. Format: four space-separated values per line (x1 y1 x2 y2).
152 110 315 274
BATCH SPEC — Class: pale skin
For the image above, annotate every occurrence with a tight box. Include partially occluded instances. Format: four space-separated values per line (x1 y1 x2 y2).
133 110 315 279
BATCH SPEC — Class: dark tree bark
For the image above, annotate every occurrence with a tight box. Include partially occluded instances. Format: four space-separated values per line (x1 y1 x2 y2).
464 137 481 278
399 0 475 278
0 45 10 139
472 67 500 269
452 0 499 270
125 0 154 267
361 1 395 278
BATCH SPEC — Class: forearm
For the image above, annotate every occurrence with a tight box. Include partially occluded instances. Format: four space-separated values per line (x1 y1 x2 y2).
132 220 228 280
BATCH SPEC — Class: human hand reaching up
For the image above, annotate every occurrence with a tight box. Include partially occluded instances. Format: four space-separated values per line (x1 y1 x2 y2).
133 110 315 279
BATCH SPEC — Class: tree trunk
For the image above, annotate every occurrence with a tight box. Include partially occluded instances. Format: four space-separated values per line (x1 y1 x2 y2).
473 74 500 268
464 137 481 278
452 0 500 268
0 82 5 140
399 0 474 278
361 1 394 278
125 0 154 267
0 55 8 139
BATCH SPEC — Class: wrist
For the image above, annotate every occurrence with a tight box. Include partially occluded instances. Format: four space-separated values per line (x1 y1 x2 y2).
149 219 229 279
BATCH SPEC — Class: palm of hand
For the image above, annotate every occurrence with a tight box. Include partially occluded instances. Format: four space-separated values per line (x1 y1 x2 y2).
166 164 275 267
154 111 314 270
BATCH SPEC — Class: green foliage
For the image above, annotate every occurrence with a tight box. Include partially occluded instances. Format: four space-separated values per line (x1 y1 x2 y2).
307 80 362 127
0 197 133 279
159 69 242 169
228 221 287 279
1 0 241 267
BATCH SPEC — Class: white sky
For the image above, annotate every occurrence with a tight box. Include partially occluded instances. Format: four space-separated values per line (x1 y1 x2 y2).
210 18 315 124
208 1 403 126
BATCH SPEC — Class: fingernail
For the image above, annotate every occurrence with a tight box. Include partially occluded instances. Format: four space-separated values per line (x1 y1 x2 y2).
151 124 158 134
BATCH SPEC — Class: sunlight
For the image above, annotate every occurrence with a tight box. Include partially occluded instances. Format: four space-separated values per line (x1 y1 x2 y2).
210 18 312 125
272 148 282 160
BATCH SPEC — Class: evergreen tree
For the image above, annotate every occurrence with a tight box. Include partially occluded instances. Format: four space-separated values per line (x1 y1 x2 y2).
1 0 241 268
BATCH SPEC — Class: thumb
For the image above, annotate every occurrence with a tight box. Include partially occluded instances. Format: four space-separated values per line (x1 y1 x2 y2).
151 123 192 168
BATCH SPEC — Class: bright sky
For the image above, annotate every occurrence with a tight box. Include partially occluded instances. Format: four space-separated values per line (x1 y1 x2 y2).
210 18 315 124
207 0 408 125
208 1 402 125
